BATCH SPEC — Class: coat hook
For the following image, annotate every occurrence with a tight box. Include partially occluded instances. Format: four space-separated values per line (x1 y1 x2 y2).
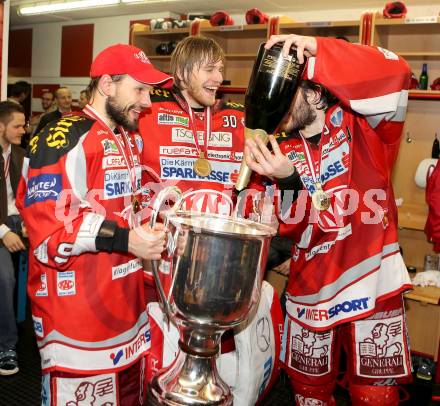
406 132 412 143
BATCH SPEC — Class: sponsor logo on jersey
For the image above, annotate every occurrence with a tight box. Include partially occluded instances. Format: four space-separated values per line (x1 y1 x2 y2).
36 272 48 297
160 157 240 185
296 297 370 322
158 113 189 127
101 139 119 155
330 107 343 128
110 329 151 366
57 271 76 296
112 258 142 280
32 315 44 338
289 320 332 376
356 315 408 378
160 145 236 161
171 127 233 147
104 169 141 199
56 373 117 405
287 150 305 162
46 117 83 150
102 155 126 169
150 88 172 98
319 142 349 184
25 173 62 207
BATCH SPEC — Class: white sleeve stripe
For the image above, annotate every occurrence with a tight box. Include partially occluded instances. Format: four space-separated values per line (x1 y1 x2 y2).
21 157 29 181
349 89 408 116
71 212 105 255
307 57 316 80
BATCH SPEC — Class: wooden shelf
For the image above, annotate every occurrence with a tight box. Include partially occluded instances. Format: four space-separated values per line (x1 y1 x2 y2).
375 16 440 26
282 20 360 29
409 90 440 100
133 27 190 37
201 24 267 33
225 53 256 59
398 204 428 231
398 52 440 57
405 285 440 305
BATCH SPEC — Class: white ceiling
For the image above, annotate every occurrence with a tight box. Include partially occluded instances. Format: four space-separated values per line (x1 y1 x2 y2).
9 0 438 27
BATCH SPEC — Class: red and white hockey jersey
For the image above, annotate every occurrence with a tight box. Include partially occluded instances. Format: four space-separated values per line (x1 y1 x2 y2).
16 110 149 374
277 37 412 331
138 89 245 215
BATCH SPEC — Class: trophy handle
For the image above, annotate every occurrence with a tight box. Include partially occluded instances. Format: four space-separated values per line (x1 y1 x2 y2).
149 186 183 323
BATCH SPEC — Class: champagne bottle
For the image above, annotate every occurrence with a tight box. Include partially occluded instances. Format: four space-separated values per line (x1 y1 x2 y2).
419 63 428 90
433 133 439 159
235 42 306 191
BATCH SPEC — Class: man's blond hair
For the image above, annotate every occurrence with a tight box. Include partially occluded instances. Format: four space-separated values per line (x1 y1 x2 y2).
170 36 225 89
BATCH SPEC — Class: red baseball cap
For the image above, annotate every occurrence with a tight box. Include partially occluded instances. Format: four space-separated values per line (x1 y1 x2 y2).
90 44 173 88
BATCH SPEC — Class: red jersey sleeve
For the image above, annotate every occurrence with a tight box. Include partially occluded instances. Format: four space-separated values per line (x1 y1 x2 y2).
310 37 411 144
16 116 106 270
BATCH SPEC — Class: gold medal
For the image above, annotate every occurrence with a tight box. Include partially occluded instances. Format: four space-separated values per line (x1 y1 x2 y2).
194 153 212 177
132 196 141 213
311 183 330 211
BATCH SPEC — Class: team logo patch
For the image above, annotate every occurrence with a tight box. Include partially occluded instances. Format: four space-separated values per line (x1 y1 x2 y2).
289 320 332 376
57 271 76 296
55 373 117 405
330 107 343 127
135 133 144 152
101 139 119 155
25 173 62 207
355 315 409 378
33 315 44 338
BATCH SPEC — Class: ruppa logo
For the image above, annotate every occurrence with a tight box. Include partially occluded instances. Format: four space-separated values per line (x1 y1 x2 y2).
46 116 83 149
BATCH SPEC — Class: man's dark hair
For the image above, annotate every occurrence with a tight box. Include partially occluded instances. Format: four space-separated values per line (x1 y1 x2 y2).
10 81 31 98
0 101 24 125
300 80 338 111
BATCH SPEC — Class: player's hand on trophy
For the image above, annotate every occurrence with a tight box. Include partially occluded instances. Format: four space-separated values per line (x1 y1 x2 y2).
128 223 167 260
244 134 296 180
265 34 317 63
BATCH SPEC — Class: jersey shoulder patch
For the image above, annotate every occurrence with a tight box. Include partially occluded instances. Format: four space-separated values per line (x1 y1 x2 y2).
149 88 175 103
28 115 95 169
220 100 244 112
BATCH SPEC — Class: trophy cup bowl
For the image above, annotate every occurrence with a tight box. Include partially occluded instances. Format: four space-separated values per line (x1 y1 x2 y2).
148 188 276 405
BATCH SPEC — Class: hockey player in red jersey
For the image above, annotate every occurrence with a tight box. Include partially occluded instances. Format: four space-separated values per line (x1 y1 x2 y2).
244 34 413 405
16 44 173 405
138 36 283 404
139 36 245 215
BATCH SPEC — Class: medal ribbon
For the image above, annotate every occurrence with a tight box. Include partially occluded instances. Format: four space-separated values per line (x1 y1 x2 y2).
299 133 325 194
173 92 211 158
3 152 10 179
83 104 140 196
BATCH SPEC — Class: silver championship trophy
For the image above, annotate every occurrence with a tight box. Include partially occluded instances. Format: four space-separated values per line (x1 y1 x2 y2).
147 187 276 405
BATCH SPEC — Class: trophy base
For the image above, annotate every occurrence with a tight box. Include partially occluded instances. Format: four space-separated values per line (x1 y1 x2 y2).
147 348 232 406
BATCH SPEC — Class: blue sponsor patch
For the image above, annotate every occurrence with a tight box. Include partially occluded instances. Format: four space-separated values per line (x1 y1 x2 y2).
25 174 62 207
